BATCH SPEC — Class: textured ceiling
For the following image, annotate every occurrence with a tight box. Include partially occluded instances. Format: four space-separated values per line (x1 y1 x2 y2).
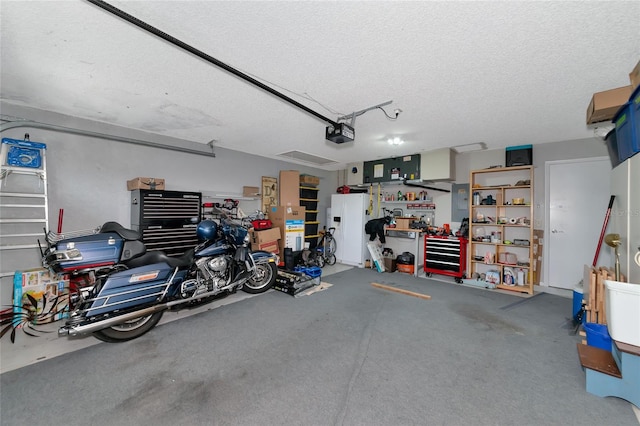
1 1 639 171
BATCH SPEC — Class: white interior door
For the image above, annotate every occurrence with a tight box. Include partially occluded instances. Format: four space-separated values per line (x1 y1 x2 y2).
545 157 611 289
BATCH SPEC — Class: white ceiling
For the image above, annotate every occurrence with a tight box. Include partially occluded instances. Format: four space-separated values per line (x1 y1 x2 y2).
1 1 639 171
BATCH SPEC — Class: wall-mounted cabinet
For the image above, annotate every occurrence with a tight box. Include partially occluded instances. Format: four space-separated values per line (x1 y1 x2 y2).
418 148 455 181
363 155 420 184
359 148 455 185
468 166 534 295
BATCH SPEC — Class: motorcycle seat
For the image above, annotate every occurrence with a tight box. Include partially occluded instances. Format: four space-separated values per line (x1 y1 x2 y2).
124 249 193 269
100 222 141 241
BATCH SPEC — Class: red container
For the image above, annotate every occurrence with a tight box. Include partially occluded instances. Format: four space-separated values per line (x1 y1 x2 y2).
251 219 272 230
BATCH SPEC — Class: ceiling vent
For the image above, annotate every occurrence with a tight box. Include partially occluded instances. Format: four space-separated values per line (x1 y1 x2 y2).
277 151 338 166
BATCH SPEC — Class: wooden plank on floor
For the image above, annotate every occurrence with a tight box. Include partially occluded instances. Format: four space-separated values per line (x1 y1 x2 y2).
371 282 431 300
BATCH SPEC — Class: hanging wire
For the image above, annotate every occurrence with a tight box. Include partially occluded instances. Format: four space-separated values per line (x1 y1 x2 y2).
378 107 400 120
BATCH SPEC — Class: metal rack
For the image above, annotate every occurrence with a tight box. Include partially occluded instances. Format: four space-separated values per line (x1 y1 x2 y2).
0 137 49 306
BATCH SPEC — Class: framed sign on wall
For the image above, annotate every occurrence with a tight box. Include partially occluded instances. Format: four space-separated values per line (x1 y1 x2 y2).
262 176 278 214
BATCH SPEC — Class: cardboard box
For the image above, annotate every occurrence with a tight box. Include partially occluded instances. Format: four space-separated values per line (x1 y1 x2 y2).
279 170 300 207
586 85 633 124
630 60 640 89
300 174 320 186
127 177 165 191
394 217 418 229
243 186 260 197
383 257 397 273
249 227 281 253
532 230 544 285
13 268 70 324
269 206 305 252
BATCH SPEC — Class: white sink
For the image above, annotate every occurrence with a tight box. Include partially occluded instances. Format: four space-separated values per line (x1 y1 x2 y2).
604 280 640 347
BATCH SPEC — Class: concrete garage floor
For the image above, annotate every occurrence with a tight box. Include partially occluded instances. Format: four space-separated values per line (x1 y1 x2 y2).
0 263 353 373
1 263 639 425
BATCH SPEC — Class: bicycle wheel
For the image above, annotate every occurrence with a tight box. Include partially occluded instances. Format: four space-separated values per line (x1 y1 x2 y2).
325 253 336 266
325 236 337 257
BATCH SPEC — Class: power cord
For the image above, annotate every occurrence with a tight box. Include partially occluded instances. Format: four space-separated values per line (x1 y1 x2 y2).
378 107 402 120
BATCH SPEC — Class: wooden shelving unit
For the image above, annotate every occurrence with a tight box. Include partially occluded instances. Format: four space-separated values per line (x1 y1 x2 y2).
300 185 319 248
468 165 534 295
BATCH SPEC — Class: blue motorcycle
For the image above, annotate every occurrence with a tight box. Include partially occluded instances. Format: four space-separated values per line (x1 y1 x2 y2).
43 217 278 342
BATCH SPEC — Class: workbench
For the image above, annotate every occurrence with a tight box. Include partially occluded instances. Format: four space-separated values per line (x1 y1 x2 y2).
383 227 424 277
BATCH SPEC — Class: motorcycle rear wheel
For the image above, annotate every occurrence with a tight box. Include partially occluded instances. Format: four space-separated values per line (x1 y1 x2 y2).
242 262 277 294
92 311 164 342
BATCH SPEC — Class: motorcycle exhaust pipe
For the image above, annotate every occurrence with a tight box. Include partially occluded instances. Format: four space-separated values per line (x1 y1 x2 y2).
58 304 167 337
58 283 240 337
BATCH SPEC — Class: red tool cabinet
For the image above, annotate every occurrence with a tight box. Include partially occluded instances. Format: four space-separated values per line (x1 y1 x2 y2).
423 236 468 282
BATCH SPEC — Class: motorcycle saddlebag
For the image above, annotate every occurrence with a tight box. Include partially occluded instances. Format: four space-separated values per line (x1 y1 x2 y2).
251 219 272 230
46 232 125 272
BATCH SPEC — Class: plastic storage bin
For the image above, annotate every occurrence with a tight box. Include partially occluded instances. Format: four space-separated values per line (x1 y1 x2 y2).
584 322 612 351
605 129 622 168
300 187 319 199
300 199 318 211
613 85 640 163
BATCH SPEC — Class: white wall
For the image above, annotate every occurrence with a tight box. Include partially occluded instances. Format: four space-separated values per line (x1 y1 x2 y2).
0 102 338 305
610 153 640 283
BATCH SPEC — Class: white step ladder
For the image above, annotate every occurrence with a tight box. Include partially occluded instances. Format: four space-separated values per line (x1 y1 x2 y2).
0 136 49 307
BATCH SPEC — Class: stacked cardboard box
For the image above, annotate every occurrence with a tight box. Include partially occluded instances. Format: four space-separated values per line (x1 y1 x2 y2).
269 206 306 253
249 227 281 254
279 170 300 207
586 86 633 124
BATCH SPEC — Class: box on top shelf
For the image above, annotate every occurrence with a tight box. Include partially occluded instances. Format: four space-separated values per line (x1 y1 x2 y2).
242 186 260 197
505 145 532 167
300 174 320 186
613 85 640 163
127 177 165 191
586 85 633 124
279 170 300 207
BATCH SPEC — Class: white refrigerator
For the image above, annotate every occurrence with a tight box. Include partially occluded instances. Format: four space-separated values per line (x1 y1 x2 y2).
331 193 370 267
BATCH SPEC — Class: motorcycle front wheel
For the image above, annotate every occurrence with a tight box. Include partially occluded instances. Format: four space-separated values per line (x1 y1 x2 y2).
242 262 277 294
92 311 164 342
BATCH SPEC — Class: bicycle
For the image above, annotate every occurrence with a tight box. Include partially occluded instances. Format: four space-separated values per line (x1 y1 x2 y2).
314 226 337 268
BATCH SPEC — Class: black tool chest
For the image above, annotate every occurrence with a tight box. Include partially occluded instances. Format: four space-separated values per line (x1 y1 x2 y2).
131 189 202 256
